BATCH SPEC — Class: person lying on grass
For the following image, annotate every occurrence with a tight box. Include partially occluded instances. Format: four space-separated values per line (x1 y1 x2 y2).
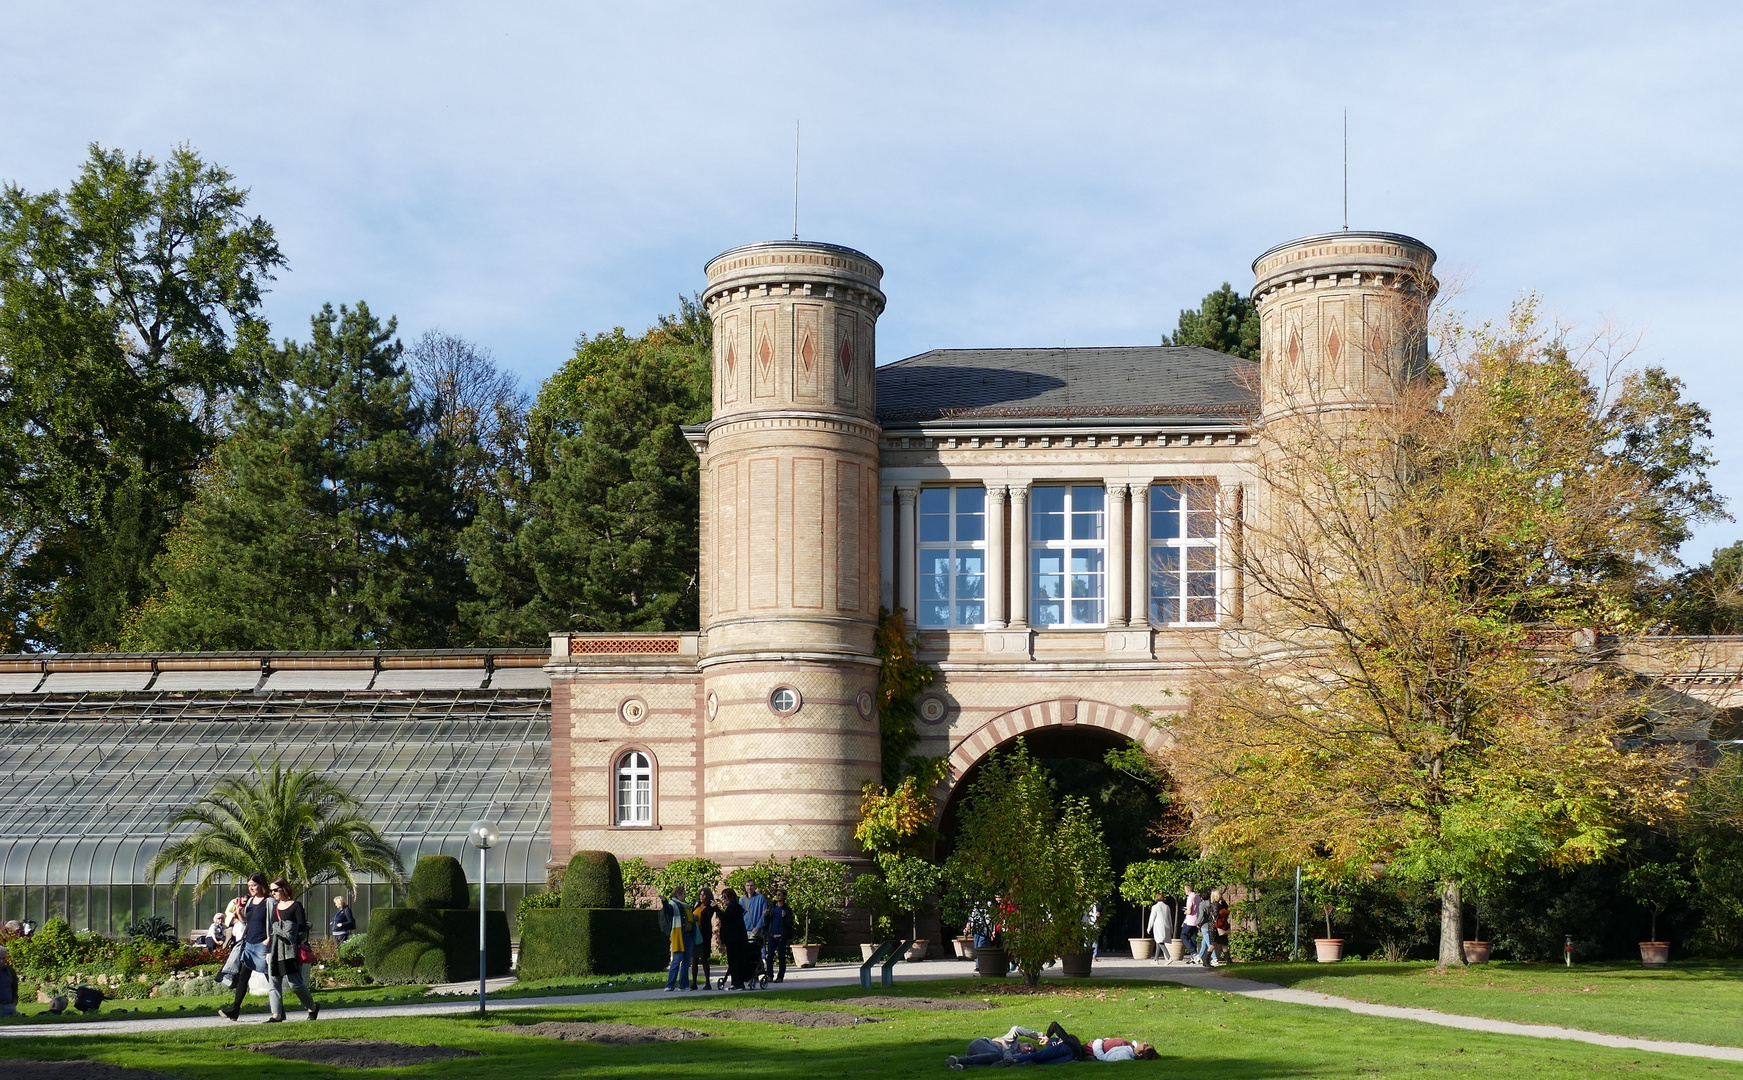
950 1022 1159 1068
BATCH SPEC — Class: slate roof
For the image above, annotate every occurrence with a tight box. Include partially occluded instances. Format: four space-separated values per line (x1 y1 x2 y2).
875 346 1257 424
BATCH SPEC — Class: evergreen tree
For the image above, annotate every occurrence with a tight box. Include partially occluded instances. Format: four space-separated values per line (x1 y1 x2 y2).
1162 282 1260 360
463 300 710 642
1662 540 1743 634
123 303 471 649
0 144 283 650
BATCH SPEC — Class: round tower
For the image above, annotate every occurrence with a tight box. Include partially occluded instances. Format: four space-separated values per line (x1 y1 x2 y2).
696 240 885 865
1251 231 1437 423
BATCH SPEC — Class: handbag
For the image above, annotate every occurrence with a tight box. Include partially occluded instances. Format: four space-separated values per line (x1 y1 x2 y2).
296 942 316 965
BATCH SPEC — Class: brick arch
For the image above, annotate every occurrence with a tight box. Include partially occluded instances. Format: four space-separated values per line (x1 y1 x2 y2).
941 698 1171 803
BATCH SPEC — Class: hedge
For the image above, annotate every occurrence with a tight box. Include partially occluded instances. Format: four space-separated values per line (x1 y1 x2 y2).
407 855 471 909
364 908 511 984
516 908 664 979
562 851 624 909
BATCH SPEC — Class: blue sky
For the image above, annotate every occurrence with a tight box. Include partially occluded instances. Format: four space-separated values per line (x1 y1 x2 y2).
3 2 1740 559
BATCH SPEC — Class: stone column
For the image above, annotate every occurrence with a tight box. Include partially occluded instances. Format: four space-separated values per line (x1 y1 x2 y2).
1129 481 1150 627
1008 482 1030 628
985 485 1008 628
897 486 918 620
879 485 896 611
1107 483 1129 627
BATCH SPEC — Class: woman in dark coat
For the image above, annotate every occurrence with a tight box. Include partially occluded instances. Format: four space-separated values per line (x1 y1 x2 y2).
265 877 318 1022
691 887 718 990
718 887 752 990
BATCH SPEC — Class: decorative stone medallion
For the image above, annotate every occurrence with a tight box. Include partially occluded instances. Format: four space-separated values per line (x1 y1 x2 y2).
856 689 875 719
917 694 949 725
618 697 648 725
706 691 719 720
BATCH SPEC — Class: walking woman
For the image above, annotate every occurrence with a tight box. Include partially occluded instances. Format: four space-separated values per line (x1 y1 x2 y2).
718 887 752 990
265 878 319 1022
691 887 717 990
219 873 273 1022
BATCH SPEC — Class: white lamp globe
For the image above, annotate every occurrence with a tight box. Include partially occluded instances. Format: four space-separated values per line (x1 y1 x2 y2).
468 819 500 849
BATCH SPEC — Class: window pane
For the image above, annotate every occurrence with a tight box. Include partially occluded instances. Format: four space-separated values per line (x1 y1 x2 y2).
954 551 985 599
1070 548 1104 624
1031 486 1065 541
919 488 950 543
1150 547 1180 625
1031 551 1064 625
920 601 952 626
1151 484 1181 539
1187 484 1217 539
1186 546 1217 623
1070 486 1104 540
955 487 985 542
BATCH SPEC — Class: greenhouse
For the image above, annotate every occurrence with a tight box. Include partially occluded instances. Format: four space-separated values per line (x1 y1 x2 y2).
0 651 552 936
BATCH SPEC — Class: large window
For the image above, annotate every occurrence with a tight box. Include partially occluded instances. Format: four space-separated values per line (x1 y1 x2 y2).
614 750 653 825
918 486 986 628
1149 483 1218 625
1031 485 1105 626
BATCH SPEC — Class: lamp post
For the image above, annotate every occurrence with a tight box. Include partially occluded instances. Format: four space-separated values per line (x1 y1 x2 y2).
468 818 500 1016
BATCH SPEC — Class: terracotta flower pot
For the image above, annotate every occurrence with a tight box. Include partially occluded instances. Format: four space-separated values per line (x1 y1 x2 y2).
1640 942 1670 967
1314 938 1345 963
1060 952 1094 978
975 945 1008 977
953 936 976 959
1166 938 1186 961
1129 937 1156 960
905 939 929 961
1462 940 1492 964
792 943 821 968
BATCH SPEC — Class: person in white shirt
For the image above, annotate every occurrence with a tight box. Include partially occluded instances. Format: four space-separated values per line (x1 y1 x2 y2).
1145 893 1173 960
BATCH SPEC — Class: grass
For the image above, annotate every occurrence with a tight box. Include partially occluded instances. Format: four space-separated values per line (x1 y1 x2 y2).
3 978 1742 1079
1230 960 1743 1047
3 970 670 1025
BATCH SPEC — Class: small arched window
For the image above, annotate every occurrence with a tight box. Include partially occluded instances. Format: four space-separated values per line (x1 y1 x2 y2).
615 750 653 825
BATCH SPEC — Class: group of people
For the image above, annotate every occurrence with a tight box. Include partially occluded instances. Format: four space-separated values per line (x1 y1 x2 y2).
947 1021 1158 1068
1144 885 1230 967
210 873 321 1024
661 880 795 992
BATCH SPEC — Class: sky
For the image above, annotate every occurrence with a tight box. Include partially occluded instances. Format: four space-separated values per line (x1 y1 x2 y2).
3 2 1741 559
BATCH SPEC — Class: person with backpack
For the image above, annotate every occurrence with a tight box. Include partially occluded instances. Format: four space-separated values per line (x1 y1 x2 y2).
1180 885 1203 959
661 885 694 991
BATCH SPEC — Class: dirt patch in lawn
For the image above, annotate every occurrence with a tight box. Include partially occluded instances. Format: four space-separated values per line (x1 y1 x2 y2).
819 996 995 1011
679 1008 886 1028
248 1040 480 1069
493 1021 711 1044
1 1062 182 1080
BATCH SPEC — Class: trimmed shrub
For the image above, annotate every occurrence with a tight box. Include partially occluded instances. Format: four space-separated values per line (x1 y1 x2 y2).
562 851 624 909
518 891 561 921
407 855 470 910
364 908 510 984
336 934 368 966
516 908 664 979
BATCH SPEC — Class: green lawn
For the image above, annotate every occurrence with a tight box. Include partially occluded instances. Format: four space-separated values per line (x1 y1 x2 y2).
3 970 669 1025
1230 960 1743 1047
3 979 1740 1079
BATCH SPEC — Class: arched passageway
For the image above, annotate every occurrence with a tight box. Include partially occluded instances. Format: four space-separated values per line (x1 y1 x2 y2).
933 699 1176 951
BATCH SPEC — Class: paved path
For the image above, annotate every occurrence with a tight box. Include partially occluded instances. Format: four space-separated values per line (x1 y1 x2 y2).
6 956 1743 1064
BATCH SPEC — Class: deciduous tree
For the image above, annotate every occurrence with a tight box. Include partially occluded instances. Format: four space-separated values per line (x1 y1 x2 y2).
1167 298 1718 967
0 144 282 649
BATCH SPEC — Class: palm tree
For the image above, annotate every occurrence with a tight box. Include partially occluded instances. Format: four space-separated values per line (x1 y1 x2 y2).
147 758 405 897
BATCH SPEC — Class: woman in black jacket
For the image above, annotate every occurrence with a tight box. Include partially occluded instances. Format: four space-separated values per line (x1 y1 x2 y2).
718 887 752 990
265 878 319 1022
691 887 718 990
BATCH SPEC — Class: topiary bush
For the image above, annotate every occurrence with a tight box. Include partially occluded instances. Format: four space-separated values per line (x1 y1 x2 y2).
516 908 664 979
364 908 510 984
562 851 624 909
407 855 471 909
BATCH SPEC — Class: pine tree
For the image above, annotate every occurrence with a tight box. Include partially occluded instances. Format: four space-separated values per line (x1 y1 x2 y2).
463 301 710 641
1162 282 1261 360
123 303 471 649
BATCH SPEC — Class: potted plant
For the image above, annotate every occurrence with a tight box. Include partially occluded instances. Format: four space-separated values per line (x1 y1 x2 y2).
724 854 848 969
1462 898 1491 964
1624 863 1687 967
1314 902 1345 962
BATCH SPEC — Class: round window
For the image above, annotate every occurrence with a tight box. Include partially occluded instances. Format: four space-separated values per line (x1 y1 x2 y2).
769 687 801 715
